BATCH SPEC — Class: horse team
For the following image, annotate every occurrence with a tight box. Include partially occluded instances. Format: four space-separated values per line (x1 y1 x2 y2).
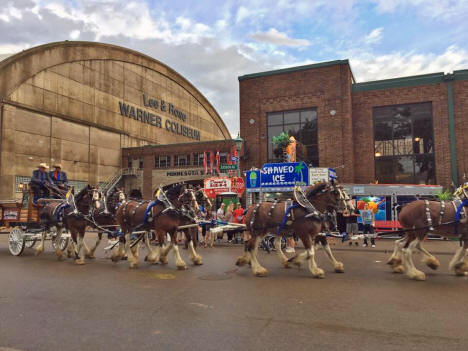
30 180 467 281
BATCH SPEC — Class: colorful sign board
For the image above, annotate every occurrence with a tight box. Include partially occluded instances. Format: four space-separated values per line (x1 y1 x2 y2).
204 177 245 198
309 167 329 183
246 170 261 192
356 196 387 222
260 162 308 189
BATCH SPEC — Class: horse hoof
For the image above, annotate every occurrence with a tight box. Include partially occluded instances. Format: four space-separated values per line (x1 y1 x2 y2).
193 257 203 265
177 264 188 270
111 255 120 262
34 249 43 256
392 265 405 274
334 262 345 273
235 256 248 266
425 257 440 270
75 259 85 265
159 257 168 265
282 260 291 269
313 269 325 279
85 254 96 260
411 272 426 281
454 262 468 276
254 268 268 277
387 257 401 266
129 262 139 269
57 255 66 262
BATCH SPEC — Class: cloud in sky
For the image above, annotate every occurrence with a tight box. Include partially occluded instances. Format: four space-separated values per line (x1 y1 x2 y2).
1 0 468 134
251 28 311 47
363 27 383 45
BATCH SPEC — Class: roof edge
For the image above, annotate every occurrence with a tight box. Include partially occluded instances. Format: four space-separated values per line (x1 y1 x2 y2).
0 41 231 139
238 59 350 81
352 72 446 92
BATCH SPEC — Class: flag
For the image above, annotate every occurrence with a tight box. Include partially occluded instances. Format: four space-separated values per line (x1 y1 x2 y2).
227 153 231 165
216 151 220 174
210 151 214 174
231 145 237 158
203 151 207 174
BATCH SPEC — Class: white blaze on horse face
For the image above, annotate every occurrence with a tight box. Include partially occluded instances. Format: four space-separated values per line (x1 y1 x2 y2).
191 190 199 211
92 189 101 209
119 191 126 202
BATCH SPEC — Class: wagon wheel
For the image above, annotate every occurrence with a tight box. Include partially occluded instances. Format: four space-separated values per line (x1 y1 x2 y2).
50 228 70 252
8 227 26 256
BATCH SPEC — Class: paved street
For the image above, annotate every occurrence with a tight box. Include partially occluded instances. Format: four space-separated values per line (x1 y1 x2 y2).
0 234 467 351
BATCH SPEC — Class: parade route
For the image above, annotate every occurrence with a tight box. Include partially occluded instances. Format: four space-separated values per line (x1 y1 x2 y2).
0 234 466 351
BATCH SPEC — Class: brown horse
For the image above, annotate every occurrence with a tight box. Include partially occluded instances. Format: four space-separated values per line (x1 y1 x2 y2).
112 184 199 269
387 197 468 280
79 188 127 259
236 182 351 278
36 185 101 263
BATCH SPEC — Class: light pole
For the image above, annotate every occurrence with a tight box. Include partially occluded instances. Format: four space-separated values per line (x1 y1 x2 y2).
233 132 243 177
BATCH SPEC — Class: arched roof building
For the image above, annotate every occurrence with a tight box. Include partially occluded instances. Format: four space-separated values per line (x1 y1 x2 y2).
0 41 230 198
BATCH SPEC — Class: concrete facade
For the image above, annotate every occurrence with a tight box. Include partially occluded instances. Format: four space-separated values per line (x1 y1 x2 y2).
0 41 230 199
239 61 468 188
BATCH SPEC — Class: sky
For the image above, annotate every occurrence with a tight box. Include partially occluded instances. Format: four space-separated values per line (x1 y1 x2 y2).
1 0 468 136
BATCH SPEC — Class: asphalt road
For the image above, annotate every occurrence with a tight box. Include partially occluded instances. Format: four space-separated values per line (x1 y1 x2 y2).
0 234 466 351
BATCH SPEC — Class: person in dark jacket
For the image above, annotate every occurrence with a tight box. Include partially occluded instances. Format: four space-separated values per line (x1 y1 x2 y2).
30 163 53 202
49 163 68 190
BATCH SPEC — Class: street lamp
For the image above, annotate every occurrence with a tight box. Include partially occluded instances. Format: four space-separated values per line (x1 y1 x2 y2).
233 132 243 177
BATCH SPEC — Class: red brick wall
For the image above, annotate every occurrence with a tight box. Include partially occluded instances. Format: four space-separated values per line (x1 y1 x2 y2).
239 63 354 182
351 84 452 187
452 80 468 183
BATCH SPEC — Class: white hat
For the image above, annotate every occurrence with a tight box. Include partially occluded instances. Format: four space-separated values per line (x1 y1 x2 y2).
38 163 49 169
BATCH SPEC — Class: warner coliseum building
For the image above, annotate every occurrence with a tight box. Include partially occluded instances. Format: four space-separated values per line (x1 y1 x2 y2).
0 41 230 199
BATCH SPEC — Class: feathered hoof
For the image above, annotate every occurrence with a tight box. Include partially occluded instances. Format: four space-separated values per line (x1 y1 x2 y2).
85 253 96 260
424 257 440 270
392 265 405 274
235 256 248 266
129 261 139 269
312 268 325 279
282 260 291 269
254 268 268 277
409 271 426 281
454 262 468 276
159 256 168 265
177 264 188 270
74 259 85 265
192 256 203 265
334 262 345 273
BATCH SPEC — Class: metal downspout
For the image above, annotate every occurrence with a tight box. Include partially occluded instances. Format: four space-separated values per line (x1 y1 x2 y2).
446 75 458 187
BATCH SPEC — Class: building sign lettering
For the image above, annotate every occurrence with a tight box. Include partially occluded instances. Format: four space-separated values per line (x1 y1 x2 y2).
166 170 201 177
118 94 200 140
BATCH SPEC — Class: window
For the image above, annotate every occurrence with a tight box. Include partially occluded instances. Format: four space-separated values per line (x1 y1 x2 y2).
373 102 435 184
138 158 143 169
174 154 190 166
267 108 318 166
220 152 228 165
193 153 204 166
155 155 170 168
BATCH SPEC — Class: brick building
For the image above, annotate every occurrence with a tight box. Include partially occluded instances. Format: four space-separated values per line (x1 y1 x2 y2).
122 139 238 198
239 60 468 188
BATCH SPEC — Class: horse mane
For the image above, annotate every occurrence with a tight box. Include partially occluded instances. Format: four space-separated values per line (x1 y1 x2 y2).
74 185 89 203
305 182 328 198
166 183 185 200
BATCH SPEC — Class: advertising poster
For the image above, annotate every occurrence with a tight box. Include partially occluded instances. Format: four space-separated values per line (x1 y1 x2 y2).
356 196 386 222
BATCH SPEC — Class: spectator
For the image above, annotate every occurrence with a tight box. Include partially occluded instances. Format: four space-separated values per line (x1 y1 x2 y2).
225 202 235 243
233 203 244 223
360 203 376 247
216 203 226 221
343 200 360 246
